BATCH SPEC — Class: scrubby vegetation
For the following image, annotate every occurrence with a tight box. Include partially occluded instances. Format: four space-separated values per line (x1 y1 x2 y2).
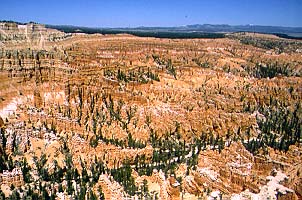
1 26 301 199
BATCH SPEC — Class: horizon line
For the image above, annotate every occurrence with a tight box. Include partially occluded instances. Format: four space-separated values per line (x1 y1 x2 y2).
1 20 302 29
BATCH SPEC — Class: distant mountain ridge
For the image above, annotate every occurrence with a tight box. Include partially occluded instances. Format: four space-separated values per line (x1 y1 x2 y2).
46 23 302 38
1 20 302 39
131 23 302 33
182 24 302 34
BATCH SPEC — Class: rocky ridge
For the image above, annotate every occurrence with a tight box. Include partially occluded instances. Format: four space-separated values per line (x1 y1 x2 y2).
0 22 301 199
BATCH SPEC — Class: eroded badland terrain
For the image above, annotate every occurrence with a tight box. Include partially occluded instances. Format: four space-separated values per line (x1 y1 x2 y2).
0 22 302 199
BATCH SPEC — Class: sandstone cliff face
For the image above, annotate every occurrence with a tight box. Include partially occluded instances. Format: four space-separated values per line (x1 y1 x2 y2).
0 22 71 49
0 49 65 70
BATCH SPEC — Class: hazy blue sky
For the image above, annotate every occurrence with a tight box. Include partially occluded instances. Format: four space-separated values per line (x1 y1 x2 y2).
0 0 301 27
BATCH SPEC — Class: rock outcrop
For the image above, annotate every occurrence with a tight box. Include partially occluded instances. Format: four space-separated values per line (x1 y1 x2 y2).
0 23 301 199
0 22 71 46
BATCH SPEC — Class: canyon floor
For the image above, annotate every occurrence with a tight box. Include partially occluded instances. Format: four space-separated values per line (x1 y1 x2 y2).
0 22 302 199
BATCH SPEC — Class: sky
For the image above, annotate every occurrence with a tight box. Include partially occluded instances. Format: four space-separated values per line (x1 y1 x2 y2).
0 0 301 28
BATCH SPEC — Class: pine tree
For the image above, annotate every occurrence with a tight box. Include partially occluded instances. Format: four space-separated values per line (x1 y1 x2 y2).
98 186 105 200
21 157 31 183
